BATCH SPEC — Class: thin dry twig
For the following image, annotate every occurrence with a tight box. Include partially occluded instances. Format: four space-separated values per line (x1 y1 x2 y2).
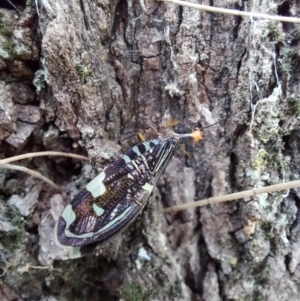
0 163 61 191
5 0 17 9
160 0 300 23
0 151 89 164
164 180 300 212
17 263 61 273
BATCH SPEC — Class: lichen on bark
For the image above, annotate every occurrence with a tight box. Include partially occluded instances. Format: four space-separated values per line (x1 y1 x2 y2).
1 0 300 300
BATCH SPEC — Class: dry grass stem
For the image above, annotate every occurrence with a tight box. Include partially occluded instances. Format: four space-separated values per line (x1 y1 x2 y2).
0 151 89 164
160 0 300 23
5 0 17 9
17 263 61 273
0 163 61 191
164 180 300 212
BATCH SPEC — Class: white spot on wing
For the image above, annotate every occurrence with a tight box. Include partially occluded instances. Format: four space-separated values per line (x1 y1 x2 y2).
132 146 141 156
93 203 105 216
128 173 134 179
131 160 141 172
86 172 106 198
61 204 76 229
143 141 151 151
122 155 131 163
68 247 82 259
141 182 153 193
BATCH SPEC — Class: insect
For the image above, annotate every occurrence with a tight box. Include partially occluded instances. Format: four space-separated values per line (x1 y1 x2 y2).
55 126 203 258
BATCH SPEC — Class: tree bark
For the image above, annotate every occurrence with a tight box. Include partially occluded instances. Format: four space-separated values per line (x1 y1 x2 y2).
1 0 300 300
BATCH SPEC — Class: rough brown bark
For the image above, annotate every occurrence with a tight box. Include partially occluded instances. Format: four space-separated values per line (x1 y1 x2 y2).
1 0 300 300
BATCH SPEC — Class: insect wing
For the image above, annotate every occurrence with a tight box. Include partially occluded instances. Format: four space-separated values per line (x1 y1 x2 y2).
56 176 153 247
55 137 179 254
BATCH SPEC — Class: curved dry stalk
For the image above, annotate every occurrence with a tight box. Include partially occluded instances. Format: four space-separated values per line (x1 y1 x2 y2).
0 151 89 164
160 0 300 24
164 180 300 213
0 163 61 191
5 0 17 9
17 263 61 273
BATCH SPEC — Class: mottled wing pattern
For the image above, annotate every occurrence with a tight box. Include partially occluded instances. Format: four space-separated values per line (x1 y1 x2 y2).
55 137 179 256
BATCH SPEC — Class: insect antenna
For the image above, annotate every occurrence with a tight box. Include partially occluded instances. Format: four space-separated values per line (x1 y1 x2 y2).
199 107 253 131
118 132 140 142
192 107 253 149
201 120 224 130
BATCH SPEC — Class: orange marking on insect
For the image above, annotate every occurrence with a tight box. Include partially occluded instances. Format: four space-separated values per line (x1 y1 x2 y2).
191 127 203 142
137 133 146 142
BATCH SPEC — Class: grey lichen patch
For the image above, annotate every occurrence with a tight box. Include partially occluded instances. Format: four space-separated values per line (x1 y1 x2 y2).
0 21 13 36
0 39 16 59
0 201 24 253
251 262 271 299
0 6 39 60
224 251 273 300
26 0 35 8
4 202 24 228
278 46 294 73
7 184 41 217
0 9 15 37
287 97 300 116
247 109 290 182
252 149 269 173
33 69 47 93
266 21 284 43
38 194 70 264
76 64 90 79
0 81 17 140
250 99 282 146
0 19 14 58
0 221 23 253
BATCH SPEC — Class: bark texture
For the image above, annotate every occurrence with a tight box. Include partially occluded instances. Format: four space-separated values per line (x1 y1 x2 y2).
1 0 300 300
